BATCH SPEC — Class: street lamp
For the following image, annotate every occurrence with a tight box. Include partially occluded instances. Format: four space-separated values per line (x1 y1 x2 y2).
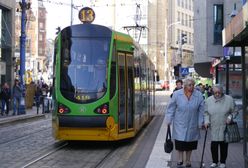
19 0 31 114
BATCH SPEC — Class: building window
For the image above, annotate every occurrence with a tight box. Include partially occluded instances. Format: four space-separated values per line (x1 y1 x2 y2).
213 4 223 44
189 33 192 44
142 29 147 38
39 34 43 41
177 0 180 6
189 16 192 27
39 48 43 54
185 15 188 27
177 29 180 43
39 22 43 29
177 12 180 22
189 0 192 10
182 13 184 25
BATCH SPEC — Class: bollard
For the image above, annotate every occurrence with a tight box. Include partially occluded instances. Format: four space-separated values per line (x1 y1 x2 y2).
42 96 45 114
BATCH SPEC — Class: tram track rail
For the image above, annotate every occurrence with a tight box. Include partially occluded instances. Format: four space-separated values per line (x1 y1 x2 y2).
21 141 68 168
0 119 51 145
19 140 122 168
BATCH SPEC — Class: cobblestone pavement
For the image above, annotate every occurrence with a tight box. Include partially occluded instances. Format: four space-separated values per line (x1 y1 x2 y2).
0 92 168 168
0 91 245 168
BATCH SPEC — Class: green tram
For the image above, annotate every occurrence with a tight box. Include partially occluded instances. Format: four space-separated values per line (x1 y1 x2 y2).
52 23 156 141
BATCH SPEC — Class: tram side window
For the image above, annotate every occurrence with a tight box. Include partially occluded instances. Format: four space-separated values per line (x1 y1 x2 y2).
110 61 116 99
110 45 116 99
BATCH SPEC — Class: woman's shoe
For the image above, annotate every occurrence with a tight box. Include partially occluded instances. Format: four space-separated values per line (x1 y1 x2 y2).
210 163 217 167
177 162 183 167
185 163 191 167
219 163 226 168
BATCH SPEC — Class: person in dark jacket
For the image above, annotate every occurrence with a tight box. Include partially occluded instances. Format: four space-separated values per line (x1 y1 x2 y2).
1 83 11 115
170 79 183 98
12 79 22 115
35 85 42 114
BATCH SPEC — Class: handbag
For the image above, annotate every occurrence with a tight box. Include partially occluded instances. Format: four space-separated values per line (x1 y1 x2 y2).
224 121 241 143
164 125 173 153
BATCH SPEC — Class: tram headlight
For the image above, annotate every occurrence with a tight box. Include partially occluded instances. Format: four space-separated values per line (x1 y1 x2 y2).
94 103 109 114
58 104 71 114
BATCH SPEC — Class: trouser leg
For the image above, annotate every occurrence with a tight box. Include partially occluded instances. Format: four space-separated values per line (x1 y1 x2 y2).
13 98 17 115
211 141 219 163
220 141 228 164
5 100 9 115
1 101 4 115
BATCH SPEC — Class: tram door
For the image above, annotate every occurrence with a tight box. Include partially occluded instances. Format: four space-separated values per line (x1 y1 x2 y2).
118 52 134 133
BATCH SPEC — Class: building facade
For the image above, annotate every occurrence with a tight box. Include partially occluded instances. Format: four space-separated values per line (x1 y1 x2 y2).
37 1 47 76
147 0 166 81
193 0 242 78
0 0 15 86
166 0 194 80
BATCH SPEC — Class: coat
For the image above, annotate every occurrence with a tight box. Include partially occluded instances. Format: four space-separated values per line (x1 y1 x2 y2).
1 88 11 100
204 95 235 141
165 89 205 141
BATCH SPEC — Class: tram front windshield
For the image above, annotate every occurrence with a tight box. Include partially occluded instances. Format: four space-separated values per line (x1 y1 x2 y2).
60 37 110 103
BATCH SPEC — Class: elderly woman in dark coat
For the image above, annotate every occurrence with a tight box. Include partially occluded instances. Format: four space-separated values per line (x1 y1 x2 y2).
165 77 204 167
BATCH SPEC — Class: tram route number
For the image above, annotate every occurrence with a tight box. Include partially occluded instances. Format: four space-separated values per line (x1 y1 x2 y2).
78 7 95 24
76 95 90 101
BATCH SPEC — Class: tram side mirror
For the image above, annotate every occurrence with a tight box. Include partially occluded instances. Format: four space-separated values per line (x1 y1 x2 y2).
131 45 135 51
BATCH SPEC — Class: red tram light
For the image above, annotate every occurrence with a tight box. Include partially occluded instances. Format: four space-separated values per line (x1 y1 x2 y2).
94 103 109 114
58 104 71 114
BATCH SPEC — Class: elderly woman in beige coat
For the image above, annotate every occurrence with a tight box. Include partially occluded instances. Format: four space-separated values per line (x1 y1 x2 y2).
204 84 235 168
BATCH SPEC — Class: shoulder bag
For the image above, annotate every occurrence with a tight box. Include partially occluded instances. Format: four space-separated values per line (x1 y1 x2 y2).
224 121 241 143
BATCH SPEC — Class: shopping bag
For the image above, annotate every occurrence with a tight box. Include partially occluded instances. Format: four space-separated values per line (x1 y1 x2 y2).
164 125 173 153
224 122 241 143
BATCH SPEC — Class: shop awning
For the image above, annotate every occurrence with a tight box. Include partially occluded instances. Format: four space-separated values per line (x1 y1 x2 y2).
194 62 213 78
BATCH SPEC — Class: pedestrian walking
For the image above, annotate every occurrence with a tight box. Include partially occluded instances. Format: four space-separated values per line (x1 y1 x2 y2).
170 79 183 98
165 77 205 168
12 79 22 115
35 85 42 114
0 83 11 115
204 84 236 168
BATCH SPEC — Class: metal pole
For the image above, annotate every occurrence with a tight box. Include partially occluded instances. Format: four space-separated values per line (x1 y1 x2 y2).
20 0 26 87
71 0 73 25
19 0 28 114
179 38 182 79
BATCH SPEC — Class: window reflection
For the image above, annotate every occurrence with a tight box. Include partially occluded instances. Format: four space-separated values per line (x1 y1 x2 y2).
60 37 110 103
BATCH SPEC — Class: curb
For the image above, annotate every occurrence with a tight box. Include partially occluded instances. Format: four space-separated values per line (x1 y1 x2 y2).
0 114 46 126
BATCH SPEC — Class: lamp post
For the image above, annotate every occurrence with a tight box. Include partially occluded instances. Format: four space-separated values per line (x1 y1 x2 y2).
19 0 31 114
